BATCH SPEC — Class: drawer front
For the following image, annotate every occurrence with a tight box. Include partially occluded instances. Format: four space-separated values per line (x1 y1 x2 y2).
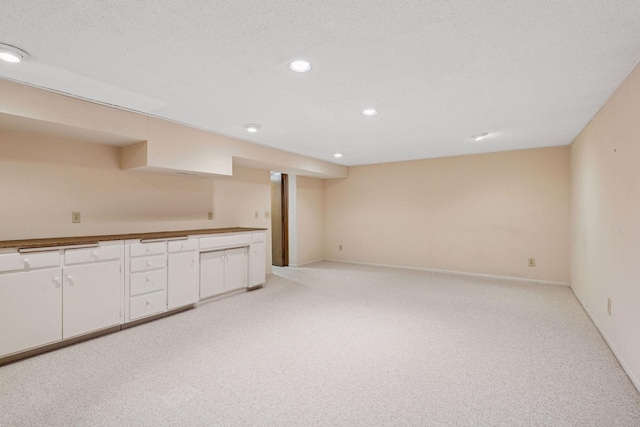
252 232 266 243
129 291 166 320
199 234 251 250
0 251 60 273
130 269 167 296
130 255 166 273
64 245 121 265
167 239 198 253
130 242 166 257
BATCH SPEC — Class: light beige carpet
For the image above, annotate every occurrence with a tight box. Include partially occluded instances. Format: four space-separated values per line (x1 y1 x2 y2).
1 261 639 426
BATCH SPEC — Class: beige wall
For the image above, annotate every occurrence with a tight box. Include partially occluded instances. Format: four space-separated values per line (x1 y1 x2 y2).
570 63 640 388
0 131 272 272
324 146 570 283
295 176 325 266
0 79 347 179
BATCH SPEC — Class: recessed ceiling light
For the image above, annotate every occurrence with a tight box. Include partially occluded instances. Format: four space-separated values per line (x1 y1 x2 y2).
0 43 30 63
289 60 311 73
244 124 261 133
334 153 343 158
362 109 378 116
472 133 489 141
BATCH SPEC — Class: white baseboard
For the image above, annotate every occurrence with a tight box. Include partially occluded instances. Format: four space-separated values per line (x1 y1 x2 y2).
289 258 325 268
571 288 640 394
321 258 570 287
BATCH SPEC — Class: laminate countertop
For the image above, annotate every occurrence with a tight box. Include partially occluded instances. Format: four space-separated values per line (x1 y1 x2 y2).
0 227 267 250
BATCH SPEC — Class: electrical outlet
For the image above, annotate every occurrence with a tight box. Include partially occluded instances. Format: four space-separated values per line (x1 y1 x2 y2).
339 244 343 251
607 298 611 316
265 211 270 219
208 211 213 220
254 211 259 219
72 212 81 223
528 258 536 267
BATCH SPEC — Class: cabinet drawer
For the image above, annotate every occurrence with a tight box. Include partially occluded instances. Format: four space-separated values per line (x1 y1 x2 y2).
252 232 266 243
168 239 198 253
130 255 166 273
130 242 166 257
199 234 251 250
64 245 121 265
130 291 166 320
0 251 60 273
130 269 166 296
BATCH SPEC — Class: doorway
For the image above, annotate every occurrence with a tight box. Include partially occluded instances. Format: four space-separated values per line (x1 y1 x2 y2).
270 172 288 267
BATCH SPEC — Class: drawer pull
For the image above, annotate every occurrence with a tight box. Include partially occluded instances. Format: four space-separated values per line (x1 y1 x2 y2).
146 262 153 267
92 251 99 258
23 258 30 266
146 276 152 282
146 300 151 305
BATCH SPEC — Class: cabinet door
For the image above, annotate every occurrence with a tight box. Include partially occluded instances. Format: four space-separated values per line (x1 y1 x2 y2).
200 250 225 299
251 242 266 287
0 268 62 357
63 261 121 339
168 251 199 309
225 247 247 291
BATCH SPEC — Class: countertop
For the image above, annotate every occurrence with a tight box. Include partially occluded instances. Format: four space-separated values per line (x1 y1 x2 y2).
0 227 267 250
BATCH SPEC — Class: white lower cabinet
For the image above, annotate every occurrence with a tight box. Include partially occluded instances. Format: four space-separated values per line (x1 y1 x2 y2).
200 247 248 299
1 230 267 361
251 232 266 287
126 240 168 322
62 261 122 339
62 242 124 338
0 267 62 357
167 239 199 310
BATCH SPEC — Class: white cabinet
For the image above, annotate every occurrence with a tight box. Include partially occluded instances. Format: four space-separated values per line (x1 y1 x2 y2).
167 238 199 310
0 243 123 358
200 247 248 299
126 240 167 322
200 250 225 298
0 267 62 357
250 232 266 287
62 242 123 338
62 261 121 338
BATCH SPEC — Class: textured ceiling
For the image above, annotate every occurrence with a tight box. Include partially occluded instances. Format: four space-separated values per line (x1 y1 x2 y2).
1 1 640 166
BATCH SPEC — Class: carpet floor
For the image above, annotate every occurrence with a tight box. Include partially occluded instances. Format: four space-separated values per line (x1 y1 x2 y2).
1 261 639 426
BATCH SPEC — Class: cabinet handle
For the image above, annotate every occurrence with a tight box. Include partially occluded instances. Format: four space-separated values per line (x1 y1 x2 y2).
66 275 74 285
192 258 197 264
181 243 186 249
23 258 30 267
53 277 61 287
145 300 151 305
146 276 152 282
92 251 99 258
146 261 153 267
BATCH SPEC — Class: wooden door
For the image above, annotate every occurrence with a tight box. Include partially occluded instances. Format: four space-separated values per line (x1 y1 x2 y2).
270 172 288 266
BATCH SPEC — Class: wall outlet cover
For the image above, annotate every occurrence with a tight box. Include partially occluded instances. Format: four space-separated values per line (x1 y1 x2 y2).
72 212 81 223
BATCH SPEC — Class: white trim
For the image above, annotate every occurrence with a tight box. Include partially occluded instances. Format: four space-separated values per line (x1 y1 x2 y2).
571 288 640 394
322 259 570 287
289 258 325 268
